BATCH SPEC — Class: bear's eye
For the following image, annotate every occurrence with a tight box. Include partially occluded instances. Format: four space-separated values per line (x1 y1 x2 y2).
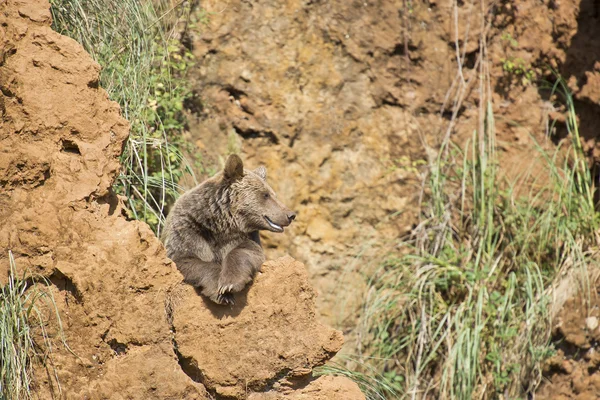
263 193 270 199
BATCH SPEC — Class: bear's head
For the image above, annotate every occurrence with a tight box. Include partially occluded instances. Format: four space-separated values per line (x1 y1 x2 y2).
223 154 296 233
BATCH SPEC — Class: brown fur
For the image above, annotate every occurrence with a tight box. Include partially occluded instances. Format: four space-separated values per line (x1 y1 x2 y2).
162 155 295 305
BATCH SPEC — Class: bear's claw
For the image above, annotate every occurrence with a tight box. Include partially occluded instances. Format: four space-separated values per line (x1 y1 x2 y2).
215 292 235 305
215 284 236 306
218 284 234 295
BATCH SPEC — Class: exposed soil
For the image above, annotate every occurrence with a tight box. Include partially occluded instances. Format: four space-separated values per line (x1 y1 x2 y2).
537 283 600 400
184 0 600 396
0 0 362 398
3 0 600 397
170 257 347 398
183 0 580 333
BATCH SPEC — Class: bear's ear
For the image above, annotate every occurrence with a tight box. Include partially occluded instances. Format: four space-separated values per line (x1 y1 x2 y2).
254 166 267 180
224 154 244 181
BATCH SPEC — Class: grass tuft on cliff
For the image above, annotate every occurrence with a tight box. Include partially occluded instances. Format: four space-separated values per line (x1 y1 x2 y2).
348 71 598 398
1 252 64 399
50 0 200 236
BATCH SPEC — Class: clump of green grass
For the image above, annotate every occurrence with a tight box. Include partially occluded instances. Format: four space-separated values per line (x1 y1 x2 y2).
317 358 401 400
346 74 598 399
50 0 200 236
1 252 64 399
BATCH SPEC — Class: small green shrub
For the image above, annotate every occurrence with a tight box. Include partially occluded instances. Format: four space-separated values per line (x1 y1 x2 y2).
501 56 536 84
50 0 201 235
500 33 537 85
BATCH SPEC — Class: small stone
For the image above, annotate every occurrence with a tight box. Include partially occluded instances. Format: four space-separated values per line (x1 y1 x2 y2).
240 69 252 82
586 316 599 331
585 347 596 361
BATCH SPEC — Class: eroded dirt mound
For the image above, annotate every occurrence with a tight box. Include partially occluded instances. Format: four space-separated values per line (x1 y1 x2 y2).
172 257 359 398
0 0 205 398
0 0 361 398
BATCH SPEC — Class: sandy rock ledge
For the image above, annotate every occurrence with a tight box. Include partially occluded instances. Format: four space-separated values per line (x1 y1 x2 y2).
171 256 361 398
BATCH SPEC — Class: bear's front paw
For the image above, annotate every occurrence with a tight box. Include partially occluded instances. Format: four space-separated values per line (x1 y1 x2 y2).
218 269 252 295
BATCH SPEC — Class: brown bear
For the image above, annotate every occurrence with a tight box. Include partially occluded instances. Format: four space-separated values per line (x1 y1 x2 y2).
162 154 296 305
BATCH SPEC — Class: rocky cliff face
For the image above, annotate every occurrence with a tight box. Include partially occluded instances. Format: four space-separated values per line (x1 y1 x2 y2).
183 0 562 330
0 1 363 398
185 0 600 333
185 0 600 395
186 0 442 328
